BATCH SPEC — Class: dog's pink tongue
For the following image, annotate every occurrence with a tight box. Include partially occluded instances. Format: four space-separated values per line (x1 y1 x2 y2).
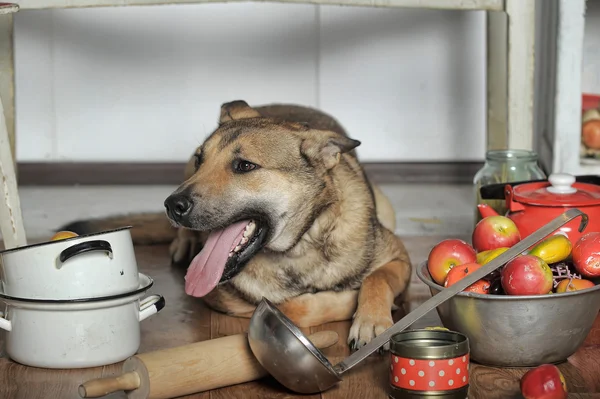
184 220 250 297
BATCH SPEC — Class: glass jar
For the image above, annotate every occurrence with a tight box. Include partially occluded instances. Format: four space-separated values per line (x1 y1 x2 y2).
473 150 547 226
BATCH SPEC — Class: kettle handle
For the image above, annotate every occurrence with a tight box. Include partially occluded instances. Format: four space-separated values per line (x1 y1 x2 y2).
504 185 526 212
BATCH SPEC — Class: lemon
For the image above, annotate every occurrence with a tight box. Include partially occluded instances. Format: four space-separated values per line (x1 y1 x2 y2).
476 247 510 265
50 231 79 241
529 234 572 264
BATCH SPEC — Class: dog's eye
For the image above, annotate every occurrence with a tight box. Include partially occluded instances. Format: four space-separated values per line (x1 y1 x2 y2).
233 159 258 173
194 153 203 170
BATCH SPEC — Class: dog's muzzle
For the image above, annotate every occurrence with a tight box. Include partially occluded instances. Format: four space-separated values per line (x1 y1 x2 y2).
164 193 193 223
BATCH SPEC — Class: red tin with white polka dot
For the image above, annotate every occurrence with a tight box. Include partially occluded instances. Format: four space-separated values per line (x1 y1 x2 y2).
389 329 470 399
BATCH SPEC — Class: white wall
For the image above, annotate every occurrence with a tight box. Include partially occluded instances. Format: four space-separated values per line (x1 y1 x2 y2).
583 0 600 95
13 4 487 163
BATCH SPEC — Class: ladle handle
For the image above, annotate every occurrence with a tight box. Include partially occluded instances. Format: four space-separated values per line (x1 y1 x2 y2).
333 208 589 375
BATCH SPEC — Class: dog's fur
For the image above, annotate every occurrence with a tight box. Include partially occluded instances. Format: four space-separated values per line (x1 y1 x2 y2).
61 100 412 349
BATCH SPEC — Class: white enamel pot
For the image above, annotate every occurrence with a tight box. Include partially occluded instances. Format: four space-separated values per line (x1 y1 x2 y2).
0 226 139 300
0 273 165 369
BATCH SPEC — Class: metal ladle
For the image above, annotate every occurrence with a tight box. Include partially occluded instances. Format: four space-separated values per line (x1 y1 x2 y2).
247 208 588 394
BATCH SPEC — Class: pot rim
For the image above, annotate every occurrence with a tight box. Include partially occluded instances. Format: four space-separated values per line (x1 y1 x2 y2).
390 329 469 360
0 272 153 304
0 226 133 256
417 261 600 300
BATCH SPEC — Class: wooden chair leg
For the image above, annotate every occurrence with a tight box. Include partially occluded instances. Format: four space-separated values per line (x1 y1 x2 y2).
0 94 26 249
0 3 25 249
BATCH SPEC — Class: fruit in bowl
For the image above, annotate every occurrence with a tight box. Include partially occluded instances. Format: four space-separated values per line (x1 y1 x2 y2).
529 234 572 264
572 232 600 278
555 278 595 293
472 215 521 252
501 255 553 295
426 239 477 285
418 215 600 367
476 246 509 265
444 262 490 294
424 221 600 296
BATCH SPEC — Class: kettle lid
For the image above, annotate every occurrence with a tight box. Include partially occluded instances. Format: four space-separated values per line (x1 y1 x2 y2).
512 173 600 207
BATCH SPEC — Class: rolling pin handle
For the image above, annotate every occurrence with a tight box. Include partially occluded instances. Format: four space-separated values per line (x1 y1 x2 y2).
78 371 141 398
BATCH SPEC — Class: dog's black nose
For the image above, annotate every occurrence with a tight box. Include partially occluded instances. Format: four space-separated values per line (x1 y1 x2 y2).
164 194 192 220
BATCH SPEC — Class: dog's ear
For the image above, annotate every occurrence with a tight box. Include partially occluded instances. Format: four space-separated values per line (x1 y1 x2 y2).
219 100 261 123
301 130 361 170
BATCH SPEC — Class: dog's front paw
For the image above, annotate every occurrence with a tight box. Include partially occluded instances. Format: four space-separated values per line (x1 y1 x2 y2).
169 228 202 265
347 310 393 352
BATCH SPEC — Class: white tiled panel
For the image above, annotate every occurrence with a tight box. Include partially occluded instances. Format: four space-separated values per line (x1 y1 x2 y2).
318 6 486 161
14 4 320 162
13 4 487 163
583 1 600 94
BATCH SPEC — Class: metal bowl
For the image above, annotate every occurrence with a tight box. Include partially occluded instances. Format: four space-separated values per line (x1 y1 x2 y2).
416 261 600 367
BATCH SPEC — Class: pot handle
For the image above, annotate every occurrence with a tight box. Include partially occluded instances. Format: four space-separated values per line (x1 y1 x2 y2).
59 240 113 264
0 312 11 332
138 294 166 322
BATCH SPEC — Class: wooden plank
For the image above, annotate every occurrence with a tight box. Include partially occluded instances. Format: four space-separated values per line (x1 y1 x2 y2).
209 310 321 398
532 0 558 174
0 63 26 249
12 0 504 11
1 240 600 398
15 161 484 186
312 318 390 399
0 13 15 161
551 0 586 175
485 10 508 150
505 0 537 151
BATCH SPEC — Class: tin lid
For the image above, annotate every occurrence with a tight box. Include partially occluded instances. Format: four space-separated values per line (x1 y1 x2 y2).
512 173 600 207
390 329 469 360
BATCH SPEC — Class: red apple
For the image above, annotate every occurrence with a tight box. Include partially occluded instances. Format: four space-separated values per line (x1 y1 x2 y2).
520 364 567 399
472 215 521 252
501 255 553 295
572 232 600 278
444 262 490 294
582 119 600 150
555 278 595 293
427 239 477 285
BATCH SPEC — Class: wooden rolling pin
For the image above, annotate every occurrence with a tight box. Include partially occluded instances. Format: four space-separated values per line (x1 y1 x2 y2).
79 330 339 399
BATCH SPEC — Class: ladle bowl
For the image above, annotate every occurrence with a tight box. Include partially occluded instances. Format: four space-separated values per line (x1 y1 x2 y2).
248 209 589 394
247 299 341 394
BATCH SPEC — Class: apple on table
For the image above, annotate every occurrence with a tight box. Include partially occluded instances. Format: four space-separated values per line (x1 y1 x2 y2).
520 364 567 399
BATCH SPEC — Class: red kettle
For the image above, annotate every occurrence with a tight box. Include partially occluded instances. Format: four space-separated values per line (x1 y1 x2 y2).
478 173 600 245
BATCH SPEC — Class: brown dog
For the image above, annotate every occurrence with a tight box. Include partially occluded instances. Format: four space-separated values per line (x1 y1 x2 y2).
61 100 412 350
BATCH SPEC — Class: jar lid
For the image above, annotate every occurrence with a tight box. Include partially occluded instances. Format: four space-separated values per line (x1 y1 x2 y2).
390 329 469 360
512 173 600 207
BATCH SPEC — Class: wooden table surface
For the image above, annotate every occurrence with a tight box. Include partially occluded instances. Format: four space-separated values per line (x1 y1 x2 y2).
1 237 599 399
